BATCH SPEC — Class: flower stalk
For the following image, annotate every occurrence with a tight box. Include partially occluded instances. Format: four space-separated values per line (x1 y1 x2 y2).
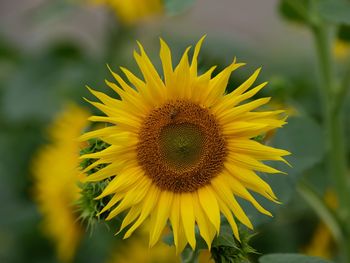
312 23 350 262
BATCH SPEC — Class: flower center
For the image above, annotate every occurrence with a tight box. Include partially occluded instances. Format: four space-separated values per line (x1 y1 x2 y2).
137 100 226 193
160 123 204 170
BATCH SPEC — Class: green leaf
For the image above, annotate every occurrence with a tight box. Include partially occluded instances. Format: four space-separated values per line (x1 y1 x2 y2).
338 24 350 42
271 115 325 176
164 0 195 15
318 0 350 25
298 182 343 243
212 223 237 248
259 253 333 263
278 0 311 24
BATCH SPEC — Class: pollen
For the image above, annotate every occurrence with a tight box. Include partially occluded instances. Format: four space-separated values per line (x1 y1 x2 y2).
137 100 227 192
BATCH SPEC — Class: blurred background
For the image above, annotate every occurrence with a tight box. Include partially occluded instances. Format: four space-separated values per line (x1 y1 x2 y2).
0 0 349 262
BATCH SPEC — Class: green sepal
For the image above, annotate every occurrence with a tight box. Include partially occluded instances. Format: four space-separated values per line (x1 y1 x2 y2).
211 223 257 263
76 138 110 230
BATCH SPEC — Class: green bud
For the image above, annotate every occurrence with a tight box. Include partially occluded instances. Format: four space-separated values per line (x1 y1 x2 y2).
211 225 257 263
76 139 110 230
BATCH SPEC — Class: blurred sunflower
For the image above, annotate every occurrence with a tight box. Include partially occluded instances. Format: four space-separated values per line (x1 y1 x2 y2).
32 104 89 262
80 37 290 253
94 0 163 24
107 225 179 263
334 40 350 61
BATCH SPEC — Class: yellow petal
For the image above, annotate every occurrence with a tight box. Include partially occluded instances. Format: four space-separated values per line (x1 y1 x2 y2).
118 204 142 233
107 64 139 96
217 199 240 241
159 38 173 86
224 174 272 216
98 192 124 215
106 178 151 220
197 186 221 233
123 185 160 238
213 81 267 115
79 126 121 142
211 176 253 229
218 97 271 125
180 193 196 250
149 191 173 247
173 47 191 99
231 67 261 96
225 163 278 201
190 35 206 77
134 43 165 101
97 167 144 198
193 193 216 250
206 60 245 105
227 139 291 162
170 194 181 251
227 153 284 174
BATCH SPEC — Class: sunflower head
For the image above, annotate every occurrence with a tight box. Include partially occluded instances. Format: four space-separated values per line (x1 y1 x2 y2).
93 0 163 24
80 36 290 253
32 104 89 262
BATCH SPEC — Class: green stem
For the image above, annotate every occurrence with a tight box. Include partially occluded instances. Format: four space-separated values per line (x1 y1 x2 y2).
298 182 343 244
334 60 350 114
312 24 350 262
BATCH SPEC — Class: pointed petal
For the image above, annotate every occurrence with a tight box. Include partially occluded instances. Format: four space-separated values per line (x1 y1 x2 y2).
211 176 253 229
170 194 181 252
193 193 216 249
225 163 279 202
227 153 284 174
105 177 151 220
190 35 206 77
149 191 173 247
123 184 160 238
231 67 262 96
223 174 272 216
118 204 142 233
197 186 221 233
180 193 196 250
159 38 173 86
217 199 240 241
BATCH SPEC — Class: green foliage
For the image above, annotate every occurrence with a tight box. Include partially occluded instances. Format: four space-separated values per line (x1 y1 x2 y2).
211 228 256 263
272 115 325 176
164 0 195 15
278 0 313 25
259 253 333 263
279 0 350 27
338 25 350 42
317 0 350 25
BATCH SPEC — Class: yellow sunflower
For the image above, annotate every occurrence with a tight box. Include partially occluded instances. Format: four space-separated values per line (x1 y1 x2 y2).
93 0 163 25
33 104 89 262
80 37 290 253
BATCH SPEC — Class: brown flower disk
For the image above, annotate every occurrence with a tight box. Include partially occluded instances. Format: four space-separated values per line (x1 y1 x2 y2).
137 100 227 192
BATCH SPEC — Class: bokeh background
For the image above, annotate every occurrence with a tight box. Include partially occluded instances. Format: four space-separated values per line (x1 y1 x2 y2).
1 0 349 262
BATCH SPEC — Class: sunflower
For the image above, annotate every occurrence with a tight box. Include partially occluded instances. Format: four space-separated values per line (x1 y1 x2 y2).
80 37 290 253
33 104 89 262
93 0 163 24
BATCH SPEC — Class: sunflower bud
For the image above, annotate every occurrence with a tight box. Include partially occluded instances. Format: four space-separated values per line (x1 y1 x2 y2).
76 139 110 228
